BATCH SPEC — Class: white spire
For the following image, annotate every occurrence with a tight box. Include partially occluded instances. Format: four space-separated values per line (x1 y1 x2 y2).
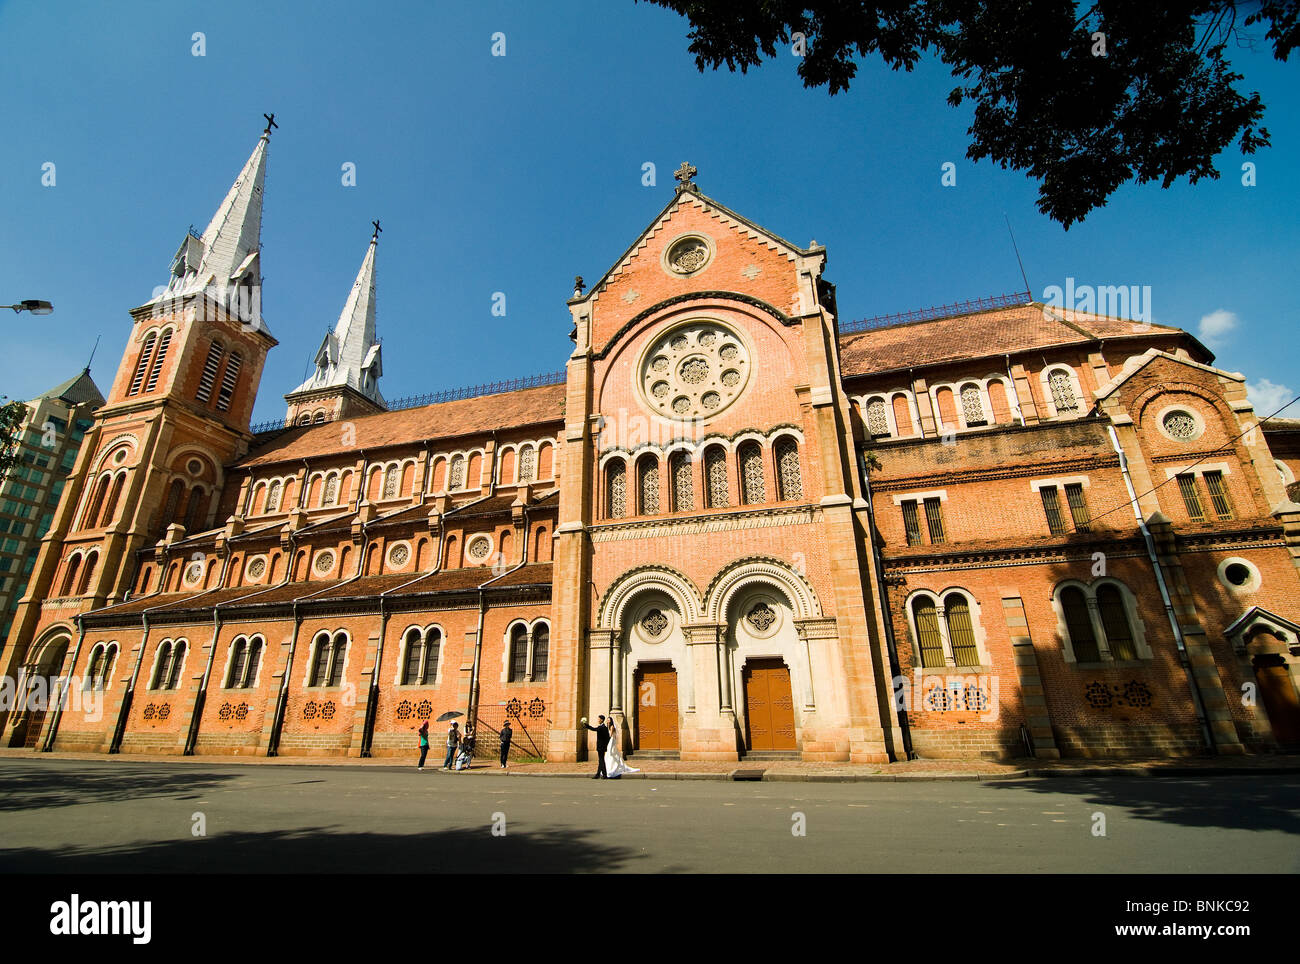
146 130 271 334
289 233 384 407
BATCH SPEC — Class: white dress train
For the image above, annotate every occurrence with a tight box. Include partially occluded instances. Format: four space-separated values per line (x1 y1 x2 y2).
604 724 639 778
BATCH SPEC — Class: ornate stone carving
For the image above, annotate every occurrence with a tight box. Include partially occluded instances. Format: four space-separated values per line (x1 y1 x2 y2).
666 236 710 274
1163 410 1197 440
313 550 335 575
641 609 668 637
642 321 750 419
747 602 776 631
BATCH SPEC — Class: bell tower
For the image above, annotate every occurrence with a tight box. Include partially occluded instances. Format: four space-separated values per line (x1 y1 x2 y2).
10 121 280 630
284 221 386 426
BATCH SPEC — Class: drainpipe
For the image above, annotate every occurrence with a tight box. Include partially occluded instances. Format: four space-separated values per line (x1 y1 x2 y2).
1004 354 1025 425
1107 425 1214 749
858 450 914 760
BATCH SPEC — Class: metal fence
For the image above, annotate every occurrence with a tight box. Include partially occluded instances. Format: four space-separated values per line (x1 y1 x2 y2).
841 290 1033 333
473 697 551 761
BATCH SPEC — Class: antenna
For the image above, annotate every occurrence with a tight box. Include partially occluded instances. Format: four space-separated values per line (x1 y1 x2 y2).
85 334 101 373
1004 214 1032 297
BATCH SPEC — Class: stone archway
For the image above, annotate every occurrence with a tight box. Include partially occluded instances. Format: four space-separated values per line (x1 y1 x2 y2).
617 589 688 755
725 582 808 755
7 632 71 748
1246 629 1300 749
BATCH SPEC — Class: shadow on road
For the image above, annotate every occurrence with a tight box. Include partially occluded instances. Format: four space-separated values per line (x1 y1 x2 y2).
982 775 1300 834
0 764 242 813
0 825 642 874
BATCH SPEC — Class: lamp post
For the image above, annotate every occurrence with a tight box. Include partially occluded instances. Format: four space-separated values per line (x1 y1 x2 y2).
3 300 53 315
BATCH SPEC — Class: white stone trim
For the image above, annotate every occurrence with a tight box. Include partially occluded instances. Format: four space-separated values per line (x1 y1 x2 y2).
1216 557 1261 595
890 489 948 505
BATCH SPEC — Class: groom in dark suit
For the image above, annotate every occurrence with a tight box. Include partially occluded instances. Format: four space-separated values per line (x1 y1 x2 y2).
584 715 609 779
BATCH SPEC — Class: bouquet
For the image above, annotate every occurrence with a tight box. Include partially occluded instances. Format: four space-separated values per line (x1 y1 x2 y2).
580 717 588 726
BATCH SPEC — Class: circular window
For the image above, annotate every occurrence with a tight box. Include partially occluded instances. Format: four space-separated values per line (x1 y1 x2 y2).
183 560 204 587
663 235 711 276
639 321 751 420
245 556 267 580
114 449 127 465
388 543 410 567
467 536 493 562
1217 557 1260 593
314 550 336 575
187 458 203 476
1161 409 1200 441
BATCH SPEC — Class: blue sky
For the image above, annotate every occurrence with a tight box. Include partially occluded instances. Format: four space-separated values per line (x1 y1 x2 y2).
2 0 1297 424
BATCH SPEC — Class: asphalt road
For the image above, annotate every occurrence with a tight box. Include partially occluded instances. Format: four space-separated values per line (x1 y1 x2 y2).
0 759 1296 873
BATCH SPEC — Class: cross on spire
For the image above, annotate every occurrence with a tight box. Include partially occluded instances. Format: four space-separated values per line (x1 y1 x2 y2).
371 219 382 242
263 112 278 136
673 161 697 192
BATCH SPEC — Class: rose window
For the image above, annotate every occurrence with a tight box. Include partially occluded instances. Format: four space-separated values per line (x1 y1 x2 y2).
388 543 409 567
640 322 751 419
184 561 204 586
246 557 266 580
665 236 711 275
467 537 492 561
1163 411 1197 440
314 551 335 575
641 609 668 637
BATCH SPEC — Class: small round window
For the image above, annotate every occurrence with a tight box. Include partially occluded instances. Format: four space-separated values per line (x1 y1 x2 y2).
1162 410 1199 441
1217 557 1260 593
1225 563 1251 587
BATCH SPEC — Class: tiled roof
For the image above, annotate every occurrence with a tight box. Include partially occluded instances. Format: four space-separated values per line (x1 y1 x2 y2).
838 304 1190 379
240 382 565 467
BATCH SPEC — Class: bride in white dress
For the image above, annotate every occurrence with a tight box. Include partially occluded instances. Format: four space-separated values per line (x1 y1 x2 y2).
604 718 639 778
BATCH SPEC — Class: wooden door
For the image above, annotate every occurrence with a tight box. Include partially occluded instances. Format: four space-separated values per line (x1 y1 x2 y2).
634 663 679 750
744 658 797 750
1255 658 1300 746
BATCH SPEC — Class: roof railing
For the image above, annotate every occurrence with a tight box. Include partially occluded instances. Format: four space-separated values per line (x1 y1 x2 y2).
841 290 1033 333
248 369 566 436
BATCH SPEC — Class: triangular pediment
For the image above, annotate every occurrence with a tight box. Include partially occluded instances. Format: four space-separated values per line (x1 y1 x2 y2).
1093 348 1245 405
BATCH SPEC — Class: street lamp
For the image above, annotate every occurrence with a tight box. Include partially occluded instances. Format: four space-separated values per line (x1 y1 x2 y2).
3 300 53 315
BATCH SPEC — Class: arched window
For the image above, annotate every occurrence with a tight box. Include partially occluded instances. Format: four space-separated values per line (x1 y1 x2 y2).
1060 586 1099 662
865 398 890 438
960 384 986 426
943 593 980 666
739 441 765 504
891 394 914 437
227 638 248 688
85 643 117 691
637 455 660 515
185 488 209 532
195 341 225 403
935 386 957 428
518 445 536 483
775 437 802 502
323 473 339 505
382 465 399 500
76 551 98 596
509 624 528 682
1048 369 1078 413
312 411 326 424
151 641 174 690
61 555 82 596
127 332 156 396
422 629 441 685
448 455 466 490
606 459 627 519
100 474 126 527
444 535 460 569
268 480 284 513
166 641 187 689
245 637 263 687
704 445 729 509
912 597 946 668
531 624 549 682
309 633 332 687
402 628 424 685
988 380 1012 424
84 475 110 530
144 328 172 393
533 524 551 562
670 451 694 511
163 479 185 525
215 351 242 412
1097 585 1136 660
297 414 312 426
326 633 347 686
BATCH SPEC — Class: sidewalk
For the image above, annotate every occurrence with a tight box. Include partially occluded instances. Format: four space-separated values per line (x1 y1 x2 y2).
3 747 1298 782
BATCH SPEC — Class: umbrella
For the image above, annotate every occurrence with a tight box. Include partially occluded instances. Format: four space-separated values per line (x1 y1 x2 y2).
435 710 464 722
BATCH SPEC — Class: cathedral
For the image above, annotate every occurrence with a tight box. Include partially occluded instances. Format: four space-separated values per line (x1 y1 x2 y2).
2 126 1298 763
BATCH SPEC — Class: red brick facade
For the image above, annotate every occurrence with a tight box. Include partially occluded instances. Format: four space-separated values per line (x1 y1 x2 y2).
3 163 1299 763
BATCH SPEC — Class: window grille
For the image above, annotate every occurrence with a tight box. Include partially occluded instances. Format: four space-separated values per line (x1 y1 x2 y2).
1203 471 1233 519
705 447 728 508
960 385 985 426
866 398 889 437
1176 474 1205 521
1048 369 1077 412
1097 586 1136 660
912 598 946 668
944 595 980 666
739 442 765 504
144 329 172 393
216 352 242 412
1064 483 1091 531
196 342 224 403
1040 486 1067 535
639 457 660 514
671 452 694 511
923 497 946 544
902 500 922 546
606 460 627 518
775 437 802 501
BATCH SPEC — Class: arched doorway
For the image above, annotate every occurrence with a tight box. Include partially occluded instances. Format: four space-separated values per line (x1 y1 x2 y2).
1249 630 1300 748
8 634 71 748
620 592 685 753
726 584 805 755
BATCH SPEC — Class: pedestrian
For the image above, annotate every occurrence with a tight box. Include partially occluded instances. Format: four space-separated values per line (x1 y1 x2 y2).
581 715 610 779
441 721 459 770
499 720 513 768
416 720 430 770
455 725 476 771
